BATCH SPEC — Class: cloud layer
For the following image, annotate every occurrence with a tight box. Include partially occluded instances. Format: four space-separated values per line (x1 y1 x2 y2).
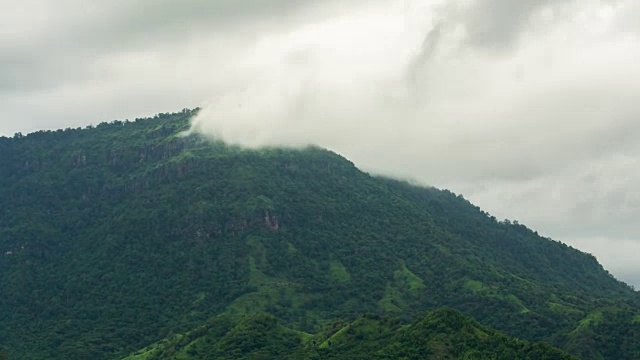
1 0 639 287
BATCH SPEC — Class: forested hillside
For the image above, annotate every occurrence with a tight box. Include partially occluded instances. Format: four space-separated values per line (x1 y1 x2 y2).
123 309 577 360
0 110 638 359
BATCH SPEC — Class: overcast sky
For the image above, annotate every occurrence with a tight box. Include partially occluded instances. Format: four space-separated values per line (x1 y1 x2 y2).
2 0 640 288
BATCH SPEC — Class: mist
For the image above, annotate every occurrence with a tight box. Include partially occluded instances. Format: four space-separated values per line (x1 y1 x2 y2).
190 0 640 182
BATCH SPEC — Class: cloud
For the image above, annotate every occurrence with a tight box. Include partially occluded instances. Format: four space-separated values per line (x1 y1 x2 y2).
0 0 377 132
191 0 640 180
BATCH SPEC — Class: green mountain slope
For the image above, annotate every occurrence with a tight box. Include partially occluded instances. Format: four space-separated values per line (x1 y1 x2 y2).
122 309 576 360
0 110 638 359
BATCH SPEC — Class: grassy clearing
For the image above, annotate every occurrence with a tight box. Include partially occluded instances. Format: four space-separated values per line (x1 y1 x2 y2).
465 279 484 292
330 260 351 283
394 264 425 294
464 279 529 313
571 311 604 335
548 302 584 316
378 283 405 313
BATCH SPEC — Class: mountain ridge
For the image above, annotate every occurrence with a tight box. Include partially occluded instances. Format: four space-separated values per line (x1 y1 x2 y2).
122 309 578 360
0 109 638 359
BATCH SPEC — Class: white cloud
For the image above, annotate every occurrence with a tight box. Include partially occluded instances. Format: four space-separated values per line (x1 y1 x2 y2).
189 0 640 181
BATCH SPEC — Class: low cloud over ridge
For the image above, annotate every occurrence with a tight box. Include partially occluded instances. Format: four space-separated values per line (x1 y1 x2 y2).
190 0 640 286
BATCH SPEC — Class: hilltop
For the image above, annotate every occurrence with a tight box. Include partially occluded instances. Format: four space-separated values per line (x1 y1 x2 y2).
0 110 638 359
123 309 576 360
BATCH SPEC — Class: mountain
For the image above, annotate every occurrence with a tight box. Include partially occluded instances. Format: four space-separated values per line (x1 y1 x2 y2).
122 309 576 360
0 109 638 359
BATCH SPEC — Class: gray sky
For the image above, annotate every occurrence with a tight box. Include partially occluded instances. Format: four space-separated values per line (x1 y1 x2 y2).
2 0 640 288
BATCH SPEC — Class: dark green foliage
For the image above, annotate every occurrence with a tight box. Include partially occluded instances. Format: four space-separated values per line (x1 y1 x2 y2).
0 110 638 359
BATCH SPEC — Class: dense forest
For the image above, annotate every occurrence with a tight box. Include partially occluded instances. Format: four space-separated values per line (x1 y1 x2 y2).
0 110 638 359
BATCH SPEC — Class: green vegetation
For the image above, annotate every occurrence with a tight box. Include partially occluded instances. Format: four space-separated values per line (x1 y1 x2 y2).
548 302 584 316
330 260 351 283
394 263 426 294
0 110 638 359
121 309 576 360
571 311 604 334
